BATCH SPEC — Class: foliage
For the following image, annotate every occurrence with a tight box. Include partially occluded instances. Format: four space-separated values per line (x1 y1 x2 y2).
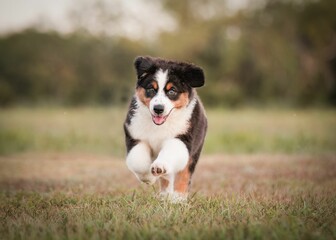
159 0 336 106
0 31 150 106
0 0 335 107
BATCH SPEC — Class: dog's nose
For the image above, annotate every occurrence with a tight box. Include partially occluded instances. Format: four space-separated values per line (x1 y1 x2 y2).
153 104 164 115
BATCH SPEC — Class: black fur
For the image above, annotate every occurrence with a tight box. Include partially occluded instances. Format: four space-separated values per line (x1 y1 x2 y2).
134 56 205 89
177 99 207 174
125 97 137 125
124 97 139 152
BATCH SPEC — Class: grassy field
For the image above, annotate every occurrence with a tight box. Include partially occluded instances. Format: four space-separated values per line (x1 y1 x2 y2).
0 107 335 156
0 107 336 239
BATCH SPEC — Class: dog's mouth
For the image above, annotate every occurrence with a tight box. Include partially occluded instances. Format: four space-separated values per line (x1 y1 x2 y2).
151 108 174 125
152 115 167 125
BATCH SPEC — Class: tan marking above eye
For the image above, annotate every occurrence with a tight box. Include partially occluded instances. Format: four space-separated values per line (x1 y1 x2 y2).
152 81 158 90
165 82 174 91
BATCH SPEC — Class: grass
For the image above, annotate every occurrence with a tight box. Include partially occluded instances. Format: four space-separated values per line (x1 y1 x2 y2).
0 107 335 156
2 190 335 239
206 108 336 154
0 154 336 239
0 107 125 156
0 106 336 239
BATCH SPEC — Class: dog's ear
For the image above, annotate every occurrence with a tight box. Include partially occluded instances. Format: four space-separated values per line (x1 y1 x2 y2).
134 56 154 79
184 64 205 88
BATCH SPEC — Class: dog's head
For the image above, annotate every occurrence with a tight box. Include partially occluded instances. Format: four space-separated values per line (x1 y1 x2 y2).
134 56 205 125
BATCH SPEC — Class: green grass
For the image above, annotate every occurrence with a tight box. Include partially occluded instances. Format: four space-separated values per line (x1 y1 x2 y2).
205 108 336 155
0 107 126 156
0 107 335 156
1 188 336 240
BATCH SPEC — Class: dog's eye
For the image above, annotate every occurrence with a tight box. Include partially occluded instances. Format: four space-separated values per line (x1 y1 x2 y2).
145 88 156 98
167 88 177 97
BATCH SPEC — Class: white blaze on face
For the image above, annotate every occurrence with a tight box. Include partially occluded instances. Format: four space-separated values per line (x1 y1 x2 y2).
150 69 175 125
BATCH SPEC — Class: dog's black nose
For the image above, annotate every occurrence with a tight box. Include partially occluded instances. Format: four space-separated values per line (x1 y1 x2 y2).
153 104 164 115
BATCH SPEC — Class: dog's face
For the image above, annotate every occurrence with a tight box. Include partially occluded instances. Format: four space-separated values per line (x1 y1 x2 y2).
134 56 205 125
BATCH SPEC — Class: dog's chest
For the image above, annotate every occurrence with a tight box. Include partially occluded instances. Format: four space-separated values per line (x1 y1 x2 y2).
127 100 195 155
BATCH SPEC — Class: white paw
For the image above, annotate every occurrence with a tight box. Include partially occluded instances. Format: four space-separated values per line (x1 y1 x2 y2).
137 173 157 185
150 161 169 176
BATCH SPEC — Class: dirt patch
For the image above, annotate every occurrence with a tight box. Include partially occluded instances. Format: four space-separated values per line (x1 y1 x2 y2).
1 153 335 196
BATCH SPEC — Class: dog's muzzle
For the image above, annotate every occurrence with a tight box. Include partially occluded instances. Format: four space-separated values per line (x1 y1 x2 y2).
152 104 167 125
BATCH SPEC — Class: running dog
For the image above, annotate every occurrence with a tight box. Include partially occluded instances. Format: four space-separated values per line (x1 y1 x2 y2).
124 56 207 201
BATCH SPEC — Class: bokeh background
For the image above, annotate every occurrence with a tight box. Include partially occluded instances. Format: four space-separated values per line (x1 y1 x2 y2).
0 0 335 108
0 0 335 157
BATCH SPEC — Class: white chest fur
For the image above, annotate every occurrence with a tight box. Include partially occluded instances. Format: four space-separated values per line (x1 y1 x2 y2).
126 97 196 156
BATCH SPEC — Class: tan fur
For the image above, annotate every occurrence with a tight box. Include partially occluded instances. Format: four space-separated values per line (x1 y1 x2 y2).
159 161 191 194
136 88 150 107
173 92 189 109
152 81 158 90
174 159 192 193
165 82 173 91
160 178 169 192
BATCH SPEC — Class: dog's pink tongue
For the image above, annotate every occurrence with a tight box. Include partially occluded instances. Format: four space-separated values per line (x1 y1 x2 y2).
153 116 165 125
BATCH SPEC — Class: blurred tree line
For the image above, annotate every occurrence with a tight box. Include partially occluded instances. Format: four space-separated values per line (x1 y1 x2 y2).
0 0 335 107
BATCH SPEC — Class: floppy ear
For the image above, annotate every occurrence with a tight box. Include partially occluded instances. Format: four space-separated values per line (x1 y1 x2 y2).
184 65 205 88
134 56 154 79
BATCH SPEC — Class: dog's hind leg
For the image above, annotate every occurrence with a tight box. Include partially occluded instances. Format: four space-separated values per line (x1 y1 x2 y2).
126 141 157 185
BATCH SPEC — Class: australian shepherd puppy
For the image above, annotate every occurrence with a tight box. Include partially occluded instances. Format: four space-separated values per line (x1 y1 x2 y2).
124 56 207 202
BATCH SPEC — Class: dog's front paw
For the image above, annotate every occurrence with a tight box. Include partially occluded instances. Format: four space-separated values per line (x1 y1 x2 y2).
151 161 168 176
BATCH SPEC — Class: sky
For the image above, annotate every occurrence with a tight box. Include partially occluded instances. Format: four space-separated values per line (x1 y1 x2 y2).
0 0 75 33
0 0 249 38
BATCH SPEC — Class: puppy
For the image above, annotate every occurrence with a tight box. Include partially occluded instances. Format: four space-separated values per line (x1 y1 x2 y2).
124 56 207 202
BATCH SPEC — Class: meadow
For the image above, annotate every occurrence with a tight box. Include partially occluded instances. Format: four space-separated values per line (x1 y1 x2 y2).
0 107 336 239
1 107 335 156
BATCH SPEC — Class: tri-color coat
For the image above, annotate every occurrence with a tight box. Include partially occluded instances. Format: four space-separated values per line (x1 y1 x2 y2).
124 56 207 202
